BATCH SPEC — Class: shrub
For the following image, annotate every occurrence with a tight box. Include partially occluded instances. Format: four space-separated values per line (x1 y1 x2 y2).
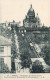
41 45 50 66
20 52 32 68
30 60 45 73
0 63 10 73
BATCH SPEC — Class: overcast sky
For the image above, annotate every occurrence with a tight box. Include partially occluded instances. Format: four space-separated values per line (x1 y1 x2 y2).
0 0 50 26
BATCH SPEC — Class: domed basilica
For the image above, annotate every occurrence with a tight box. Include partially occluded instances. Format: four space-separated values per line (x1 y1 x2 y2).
23 4 42 28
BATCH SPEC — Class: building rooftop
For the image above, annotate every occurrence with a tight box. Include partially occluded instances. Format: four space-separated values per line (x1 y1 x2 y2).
0 35 12 46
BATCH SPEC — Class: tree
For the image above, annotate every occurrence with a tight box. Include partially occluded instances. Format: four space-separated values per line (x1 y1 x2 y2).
11 24 17 58
20 52 32 68
43 34 48 42
34 34 42 44
0 63 10 73
30 60 45 73
40 45 50 66
11 24 17 71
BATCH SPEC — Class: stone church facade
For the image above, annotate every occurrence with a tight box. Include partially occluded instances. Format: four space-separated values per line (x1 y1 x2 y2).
23 5 42 28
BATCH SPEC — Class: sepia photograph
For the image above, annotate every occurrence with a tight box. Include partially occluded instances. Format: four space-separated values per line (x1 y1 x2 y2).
0 0 50 77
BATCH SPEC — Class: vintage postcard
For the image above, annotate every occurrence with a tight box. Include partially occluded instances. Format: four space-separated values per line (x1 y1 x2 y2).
0 0 50 80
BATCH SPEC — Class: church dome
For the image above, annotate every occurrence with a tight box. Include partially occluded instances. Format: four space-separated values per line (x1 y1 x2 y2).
27 4 35 17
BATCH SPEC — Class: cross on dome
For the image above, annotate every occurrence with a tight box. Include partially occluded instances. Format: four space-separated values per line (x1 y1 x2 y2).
30 4 33 11
30 4 32 8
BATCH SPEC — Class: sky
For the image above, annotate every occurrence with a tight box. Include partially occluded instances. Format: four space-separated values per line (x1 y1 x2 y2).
0 0 50 27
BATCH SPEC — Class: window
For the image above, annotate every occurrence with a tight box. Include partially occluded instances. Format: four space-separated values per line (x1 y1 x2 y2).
36 25 37 28
0 58 4 63
0 47 4 52
38 21 39 24
0 58 4 70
